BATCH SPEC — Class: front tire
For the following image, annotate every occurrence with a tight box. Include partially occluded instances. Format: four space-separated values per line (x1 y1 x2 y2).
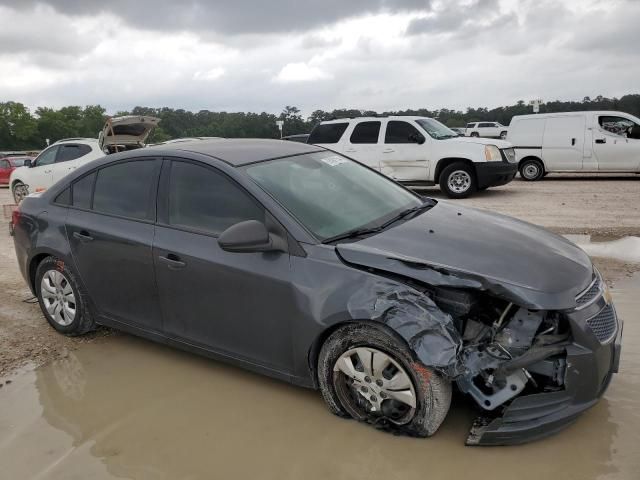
35 256 95 336
500 131 508 139
470 132 479 137
440 162 477 199
519 158 545 181
12 181 29 203
318 324 451 438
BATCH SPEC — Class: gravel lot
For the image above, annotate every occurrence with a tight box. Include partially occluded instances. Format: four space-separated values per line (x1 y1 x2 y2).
1 174 639 375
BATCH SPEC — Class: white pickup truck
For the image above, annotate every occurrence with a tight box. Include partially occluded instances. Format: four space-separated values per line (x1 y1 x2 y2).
308 116 517 198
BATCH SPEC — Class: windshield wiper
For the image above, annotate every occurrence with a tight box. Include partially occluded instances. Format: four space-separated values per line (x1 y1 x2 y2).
322 201 435 244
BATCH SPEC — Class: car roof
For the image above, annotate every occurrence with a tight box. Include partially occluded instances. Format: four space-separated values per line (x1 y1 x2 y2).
148 138 325 166
319 116 433 124
53 138 99 145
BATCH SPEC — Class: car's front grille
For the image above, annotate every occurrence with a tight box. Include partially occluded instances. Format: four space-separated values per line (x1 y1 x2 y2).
586 304 617 343
576 275 601 307
502 148 516 163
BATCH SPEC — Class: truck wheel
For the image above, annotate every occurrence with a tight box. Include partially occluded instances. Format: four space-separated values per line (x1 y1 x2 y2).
318 323 452 438
500 131 508 139
440 162 477 199
470 132 479 137
519 158 544 181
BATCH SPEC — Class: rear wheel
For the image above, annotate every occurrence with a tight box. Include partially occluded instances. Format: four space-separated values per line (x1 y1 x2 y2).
470 132 479 137
35 257 95 335
318 324 451 437
12 181 28 203
500 131 508 139
519 158 545 181
440 162 477 199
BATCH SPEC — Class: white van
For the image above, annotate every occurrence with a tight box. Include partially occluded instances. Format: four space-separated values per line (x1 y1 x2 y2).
308 116 517 198
507 111 640 180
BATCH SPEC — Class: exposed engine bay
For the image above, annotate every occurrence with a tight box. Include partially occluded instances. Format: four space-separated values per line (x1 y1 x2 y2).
430 287 569 412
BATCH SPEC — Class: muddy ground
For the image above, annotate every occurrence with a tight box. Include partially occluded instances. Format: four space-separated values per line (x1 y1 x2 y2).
0 176 639 478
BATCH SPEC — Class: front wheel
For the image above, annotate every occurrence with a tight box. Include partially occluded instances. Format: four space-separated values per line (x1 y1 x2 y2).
519 158 545 181
440 162 477 199
12 181 29 203
470 132 479 137
500 131 508 139
318 324 451 438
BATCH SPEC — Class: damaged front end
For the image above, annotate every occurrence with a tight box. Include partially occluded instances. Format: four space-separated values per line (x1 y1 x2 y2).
345 266 622 446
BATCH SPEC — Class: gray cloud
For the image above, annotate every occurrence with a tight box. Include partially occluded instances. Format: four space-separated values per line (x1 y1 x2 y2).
1 0 432 35
406 0 500 35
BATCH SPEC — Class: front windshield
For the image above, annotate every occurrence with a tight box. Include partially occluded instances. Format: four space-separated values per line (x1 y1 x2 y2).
245 152 422 241
415 118 459 140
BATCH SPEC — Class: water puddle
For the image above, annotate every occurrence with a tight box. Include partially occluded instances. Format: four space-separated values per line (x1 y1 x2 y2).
564 235 640 263
0 281 639 479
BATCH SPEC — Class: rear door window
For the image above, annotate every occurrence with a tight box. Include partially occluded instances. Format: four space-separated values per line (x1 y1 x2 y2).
308 123 348 144
167 161 264 235
92 160 160 220
385 121 422 143
350 121 381 144
56 144 92 163
72 173 95 209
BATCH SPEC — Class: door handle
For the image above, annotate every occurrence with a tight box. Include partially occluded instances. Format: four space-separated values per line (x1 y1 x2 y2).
44 169 52 174
595 138 606 144
571 138 576 146
73 231 94 242
158 254 186 269
345 148 356 153
382 148 394 153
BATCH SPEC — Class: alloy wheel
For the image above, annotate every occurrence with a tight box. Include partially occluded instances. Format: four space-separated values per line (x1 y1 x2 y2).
13 183 29 203
447 170 472 194
40 270 76 326
333 347 417 425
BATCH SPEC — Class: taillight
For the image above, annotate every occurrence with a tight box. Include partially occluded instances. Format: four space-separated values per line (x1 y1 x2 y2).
11 207 21 227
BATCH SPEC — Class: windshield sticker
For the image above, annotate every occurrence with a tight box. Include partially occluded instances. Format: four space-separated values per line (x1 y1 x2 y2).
321 156 347 166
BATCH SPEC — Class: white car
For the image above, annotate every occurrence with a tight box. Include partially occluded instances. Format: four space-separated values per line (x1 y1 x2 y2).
10 116 159 203
308 116 517 198
466 122 509 139
507 111 640 180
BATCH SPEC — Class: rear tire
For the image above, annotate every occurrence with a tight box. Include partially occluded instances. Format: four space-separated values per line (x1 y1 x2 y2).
519 158 545 181
35 256 95 336
439 162 477 199
500 131 508 139
470 132 479 137
318 323 451 438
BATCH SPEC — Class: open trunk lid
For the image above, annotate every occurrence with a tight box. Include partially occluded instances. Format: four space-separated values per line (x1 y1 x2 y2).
98 116 160 152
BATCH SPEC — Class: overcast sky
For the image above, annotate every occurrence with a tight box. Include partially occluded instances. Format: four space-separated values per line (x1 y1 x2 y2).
1 0 638 115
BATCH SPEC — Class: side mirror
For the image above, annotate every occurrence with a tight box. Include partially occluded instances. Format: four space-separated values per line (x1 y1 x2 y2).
409 133 426 145
24 159 32 168
628 125 640 140
219 220 275 253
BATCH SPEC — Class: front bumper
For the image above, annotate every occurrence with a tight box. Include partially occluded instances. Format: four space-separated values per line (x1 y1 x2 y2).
474 162 517 189
467 293 622 446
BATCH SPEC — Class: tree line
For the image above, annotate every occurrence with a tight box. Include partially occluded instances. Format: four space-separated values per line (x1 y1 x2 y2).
2 94 639 150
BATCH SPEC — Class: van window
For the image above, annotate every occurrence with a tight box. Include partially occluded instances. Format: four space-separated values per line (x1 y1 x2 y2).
308 123 348 144
350 121 381 144
598 116 638 138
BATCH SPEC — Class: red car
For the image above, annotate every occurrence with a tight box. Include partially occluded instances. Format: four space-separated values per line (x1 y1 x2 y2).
0 156 33 186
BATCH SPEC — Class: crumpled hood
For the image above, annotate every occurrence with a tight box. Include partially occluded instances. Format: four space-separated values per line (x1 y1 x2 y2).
337 202 593 310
